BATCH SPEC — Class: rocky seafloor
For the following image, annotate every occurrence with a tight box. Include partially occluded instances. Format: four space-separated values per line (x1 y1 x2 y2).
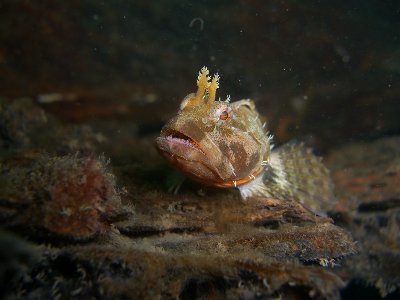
0 98 399 300
1 1 400 299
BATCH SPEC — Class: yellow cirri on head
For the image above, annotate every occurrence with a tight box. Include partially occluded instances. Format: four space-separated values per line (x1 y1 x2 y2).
181 67 220 110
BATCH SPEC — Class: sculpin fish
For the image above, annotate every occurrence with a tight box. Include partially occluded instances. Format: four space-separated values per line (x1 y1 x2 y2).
156 67 335 212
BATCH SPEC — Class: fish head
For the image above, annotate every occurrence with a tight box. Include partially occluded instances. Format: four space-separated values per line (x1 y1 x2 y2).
156 67 271 187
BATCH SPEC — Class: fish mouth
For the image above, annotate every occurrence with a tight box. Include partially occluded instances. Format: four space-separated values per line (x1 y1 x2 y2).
158 129 206 155
156 129 225 185
157 128 249 186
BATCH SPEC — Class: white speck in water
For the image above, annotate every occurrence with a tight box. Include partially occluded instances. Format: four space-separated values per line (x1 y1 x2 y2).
189 17 204 31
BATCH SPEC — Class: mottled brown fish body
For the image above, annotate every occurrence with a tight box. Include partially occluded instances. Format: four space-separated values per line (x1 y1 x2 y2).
156 67 335 213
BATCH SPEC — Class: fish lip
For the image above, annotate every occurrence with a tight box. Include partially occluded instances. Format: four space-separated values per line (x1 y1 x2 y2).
156 129 222 180
158 129 206 155
157 128 233 183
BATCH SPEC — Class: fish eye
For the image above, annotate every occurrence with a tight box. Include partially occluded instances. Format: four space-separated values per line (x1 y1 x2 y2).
219 110 230 121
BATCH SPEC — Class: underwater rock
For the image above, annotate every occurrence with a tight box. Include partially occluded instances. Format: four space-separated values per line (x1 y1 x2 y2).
0 98 47 149
0 155 356 299
114 193 355 262
327 136 400 297
4 114 400 299
155 222 355 263
0 97 106 156
14 244 345 300
328 137 400 212
53 125 107 156
0 155 129 239
0 230 41 299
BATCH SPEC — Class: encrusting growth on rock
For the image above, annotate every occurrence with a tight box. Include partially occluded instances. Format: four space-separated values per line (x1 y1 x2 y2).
0 155 128 239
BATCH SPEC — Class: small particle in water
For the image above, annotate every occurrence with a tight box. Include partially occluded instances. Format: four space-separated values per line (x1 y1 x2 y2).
335 45 350 63
189 17 204 31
